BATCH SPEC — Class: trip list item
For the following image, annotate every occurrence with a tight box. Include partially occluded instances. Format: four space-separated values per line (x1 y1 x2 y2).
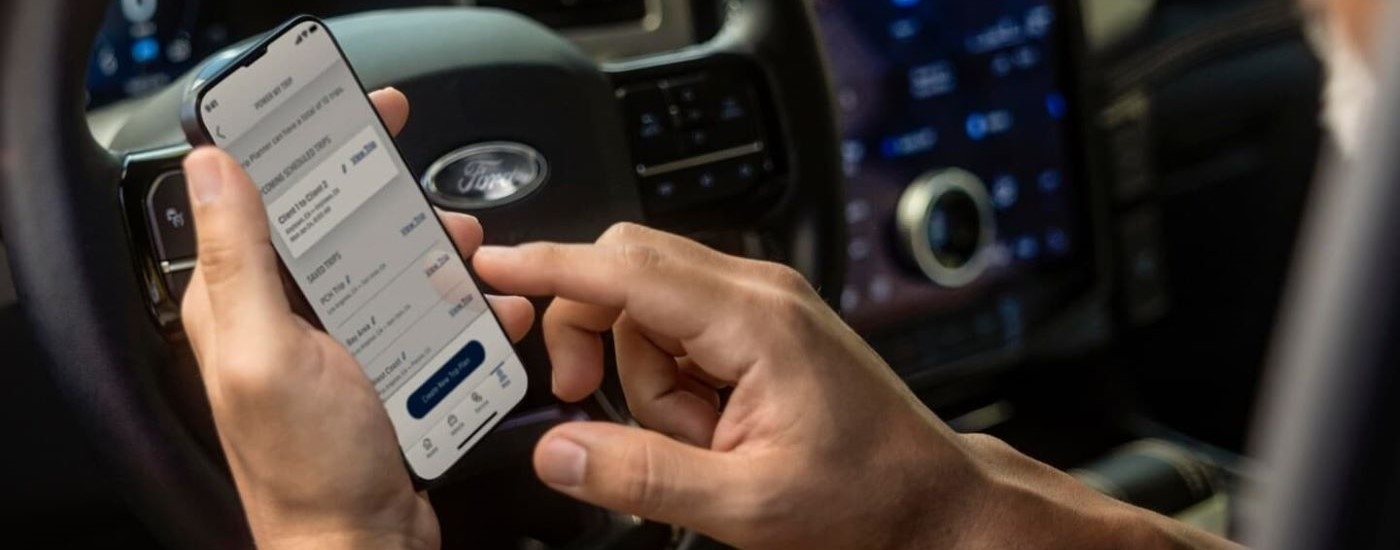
267 125 395 259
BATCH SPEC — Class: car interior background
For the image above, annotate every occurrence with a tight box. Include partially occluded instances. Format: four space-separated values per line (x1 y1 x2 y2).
0 0 1321 547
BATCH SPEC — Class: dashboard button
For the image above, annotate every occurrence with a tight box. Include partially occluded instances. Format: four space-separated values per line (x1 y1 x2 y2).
678 106 706 128
735 156 760 183
619 85 683 167
710 98 761 150
653 179 678 199
669 78 709 106
683 128 712 152
643 172 697 213
715 153 771 194
696 170 717 190
667 75 763 154
145 172 196 260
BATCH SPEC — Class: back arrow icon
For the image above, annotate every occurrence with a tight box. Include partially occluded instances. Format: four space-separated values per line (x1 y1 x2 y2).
215 126 226 140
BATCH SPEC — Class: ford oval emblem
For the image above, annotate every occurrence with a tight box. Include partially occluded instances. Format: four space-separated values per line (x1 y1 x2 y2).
421 142 549 209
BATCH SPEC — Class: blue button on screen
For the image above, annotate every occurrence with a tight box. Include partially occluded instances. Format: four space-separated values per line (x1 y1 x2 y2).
407 341 486 419
131 38 160 64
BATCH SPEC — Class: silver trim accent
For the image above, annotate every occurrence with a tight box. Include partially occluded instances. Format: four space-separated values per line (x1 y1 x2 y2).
123 143 192 166
895 168 997 288
561 0 694 61
160 259 198 274
637 142 765 177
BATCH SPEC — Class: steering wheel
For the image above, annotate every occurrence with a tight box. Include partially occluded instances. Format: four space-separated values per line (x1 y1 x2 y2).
0 1 844 548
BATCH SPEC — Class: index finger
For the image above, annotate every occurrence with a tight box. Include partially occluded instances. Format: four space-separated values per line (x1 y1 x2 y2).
472 243 745 358
475 243 729 336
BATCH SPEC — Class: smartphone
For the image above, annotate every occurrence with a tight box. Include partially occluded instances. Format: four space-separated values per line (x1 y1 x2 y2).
182 15 528 483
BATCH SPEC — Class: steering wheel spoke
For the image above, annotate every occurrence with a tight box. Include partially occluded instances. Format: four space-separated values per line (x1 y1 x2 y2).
602 0 846 304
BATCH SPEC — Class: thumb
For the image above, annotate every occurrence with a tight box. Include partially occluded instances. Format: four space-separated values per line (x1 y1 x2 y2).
534 422 748 531
183 147 292 333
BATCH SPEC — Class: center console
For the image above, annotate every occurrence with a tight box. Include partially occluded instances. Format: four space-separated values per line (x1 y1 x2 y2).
813 0 1108 383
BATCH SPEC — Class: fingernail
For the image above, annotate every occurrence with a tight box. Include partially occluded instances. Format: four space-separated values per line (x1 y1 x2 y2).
185 151 224 205
537 437 587 487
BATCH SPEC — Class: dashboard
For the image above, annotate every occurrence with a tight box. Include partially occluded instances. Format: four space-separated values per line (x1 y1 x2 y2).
87 0 229 108
815 0 1096 373
86 0 435 108
85 0 667 109
86 0 1101 380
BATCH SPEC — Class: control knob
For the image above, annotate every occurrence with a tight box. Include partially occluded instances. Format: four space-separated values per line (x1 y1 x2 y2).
895 168 996 287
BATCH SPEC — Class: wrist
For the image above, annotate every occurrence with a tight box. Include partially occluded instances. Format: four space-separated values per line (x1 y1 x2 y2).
244 497 440 550
874 428 1000 550
259 530 437 550
917 433 1237 550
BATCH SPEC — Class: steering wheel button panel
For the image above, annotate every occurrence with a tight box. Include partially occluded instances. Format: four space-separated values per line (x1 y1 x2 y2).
667 74 763 156
620 71 768 172
617 63 781 223
144 171 196 261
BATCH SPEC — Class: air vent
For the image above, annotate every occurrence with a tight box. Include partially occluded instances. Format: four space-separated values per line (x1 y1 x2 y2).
478 0 647 29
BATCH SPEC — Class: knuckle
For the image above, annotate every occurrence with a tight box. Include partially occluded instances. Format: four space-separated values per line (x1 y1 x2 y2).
750 261 817 295
215 335 317 399
961 432 1015 455
763 264 813 294
214 356 280 394
617 243 664 273
542 298 573 326
759 287 811 324
599 222 653 244
621 440 668 515
195 242 241 283
196 241 267 288
742 289 823 349
529 242 565 264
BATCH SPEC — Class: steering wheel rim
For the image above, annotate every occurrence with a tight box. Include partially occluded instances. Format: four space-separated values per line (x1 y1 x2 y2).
1246 4 1400 549
0 0 252 546
0 1 843 548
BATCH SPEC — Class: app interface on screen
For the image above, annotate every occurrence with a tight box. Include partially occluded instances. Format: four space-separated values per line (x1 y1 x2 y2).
198 20 525 479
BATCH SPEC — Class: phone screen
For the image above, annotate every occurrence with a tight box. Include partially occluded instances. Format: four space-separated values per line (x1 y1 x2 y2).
193 17 527 481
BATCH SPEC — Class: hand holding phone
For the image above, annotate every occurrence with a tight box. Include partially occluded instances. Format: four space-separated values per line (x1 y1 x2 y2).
184 16 530 483
178 86 538 550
